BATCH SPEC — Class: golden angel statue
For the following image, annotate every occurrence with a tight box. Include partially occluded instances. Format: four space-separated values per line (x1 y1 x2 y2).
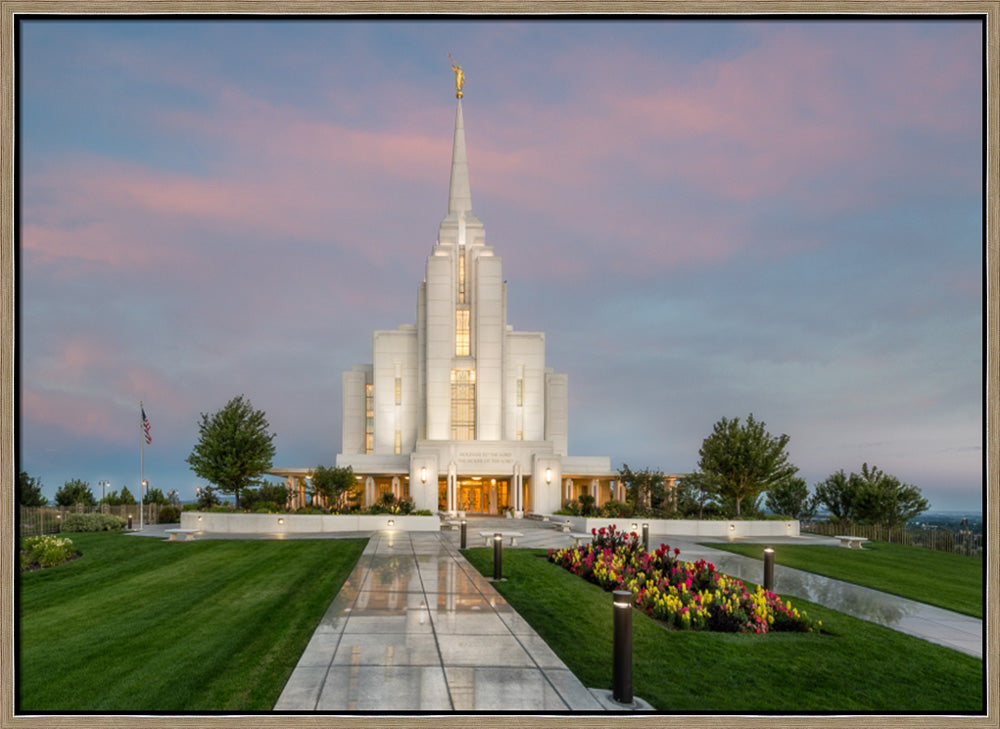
449 54 465 98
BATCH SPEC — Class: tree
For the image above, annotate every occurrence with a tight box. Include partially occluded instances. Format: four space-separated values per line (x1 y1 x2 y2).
618 464 669 513
813 469 857 523
103 487 137 506
18 471 48 507
144 487 169 505
851 463 929 528
187 395 276 509
310 465 356 510
54 479 96 508
696 414 798 517
765 477 815 520
676 471 720 518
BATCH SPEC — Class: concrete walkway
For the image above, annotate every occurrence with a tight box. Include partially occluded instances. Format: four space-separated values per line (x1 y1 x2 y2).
272 529 612 711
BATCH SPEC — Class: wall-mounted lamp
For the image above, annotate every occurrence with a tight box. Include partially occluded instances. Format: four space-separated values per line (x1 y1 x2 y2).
197 515 203 522
387 519 395 528
545 468 552 484
421 467 428 483
278 518 285 525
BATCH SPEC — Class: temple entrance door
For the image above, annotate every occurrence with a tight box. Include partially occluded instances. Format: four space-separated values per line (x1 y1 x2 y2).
458 478 510 515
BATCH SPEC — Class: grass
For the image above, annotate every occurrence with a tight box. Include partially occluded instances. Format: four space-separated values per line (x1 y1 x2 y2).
703 540 983 618
462 548 983 712
18 531 367 711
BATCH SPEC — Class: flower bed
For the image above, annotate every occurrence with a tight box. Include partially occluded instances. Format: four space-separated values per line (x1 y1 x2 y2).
20 535 80 573
548 524 818 634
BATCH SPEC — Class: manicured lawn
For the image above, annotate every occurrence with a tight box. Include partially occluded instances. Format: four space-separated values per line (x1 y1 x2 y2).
18 532 367 711
462 548 983 712
703 540 983 618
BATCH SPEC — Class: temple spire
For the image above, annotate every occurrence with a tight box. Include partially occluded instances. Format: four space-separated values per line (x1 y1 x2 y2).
447 91 473 216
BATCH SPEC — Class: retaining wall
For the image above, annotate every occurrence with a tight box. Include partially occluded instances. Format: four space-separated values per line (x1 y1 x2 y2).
544 515 799 538
180 512 441 533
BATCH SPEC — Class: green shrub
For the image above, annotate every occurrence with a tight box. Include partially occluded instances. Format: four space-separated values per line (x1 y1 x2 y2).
61 513 126 532
20 535 78 572
252 501 282 513
597 499 632 518
579 493 596 516
415 509 433 516
157 505 181 523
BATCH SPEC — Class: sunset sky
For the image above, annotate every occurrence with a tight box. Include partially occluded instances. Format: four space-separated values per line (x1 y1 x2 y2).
17 17 984 511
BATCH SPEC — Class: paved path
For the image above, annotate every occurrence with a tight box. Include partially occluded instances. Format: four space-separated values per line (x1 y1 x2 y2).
273 529 615 711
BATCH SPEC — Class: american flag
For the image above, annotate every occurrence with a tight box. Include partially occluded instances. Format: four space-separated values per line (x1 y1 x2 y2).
141 404 151 445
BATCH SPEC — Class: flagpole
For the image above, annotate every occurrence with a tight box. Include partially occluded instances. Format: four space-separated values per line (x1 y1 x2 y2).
139 401 144 531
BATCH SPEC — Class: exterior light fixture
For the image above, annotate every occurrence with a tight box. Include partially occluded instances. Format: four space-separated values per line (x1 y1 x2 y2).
387 519 395 528
278 518 284 525
545 468 552 484
197 515 203 522
763 547 775 592
420 467 428 483
612 590 634 704
630 522 638 532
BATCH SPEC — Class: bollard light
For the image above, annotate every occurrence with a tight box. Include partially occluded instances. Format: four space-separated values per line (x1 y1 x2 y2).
612 590 633 704
642 523 649 552
763 547 775 592
493 532 503 581
460 519 467 549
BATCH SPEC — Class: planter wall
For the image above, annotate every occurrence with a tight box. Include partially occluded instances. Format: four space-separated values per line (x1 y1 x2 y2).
181 512 441 533
546 515 799 539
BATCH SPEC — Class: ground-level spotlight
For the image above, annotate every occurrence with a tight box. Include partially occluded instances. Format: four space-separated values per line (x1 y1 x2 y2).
612 590 633 704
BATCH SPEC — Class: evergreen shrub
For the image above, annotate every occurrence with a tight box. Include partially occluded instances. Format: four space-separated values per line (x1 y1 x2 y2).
60 513 126 532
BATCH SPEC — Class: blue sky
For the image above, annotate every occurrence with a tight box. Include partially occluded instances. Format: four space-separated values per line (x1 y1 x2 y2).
17 17 984 511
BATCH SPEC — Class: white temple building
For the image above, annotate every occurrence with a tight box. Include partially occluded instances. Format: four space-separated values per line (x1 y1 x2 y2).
277 78 618 516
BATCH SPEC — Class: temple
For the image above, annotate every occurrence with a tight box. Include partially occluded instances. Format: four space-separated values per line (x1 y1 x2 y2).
275 73 619 516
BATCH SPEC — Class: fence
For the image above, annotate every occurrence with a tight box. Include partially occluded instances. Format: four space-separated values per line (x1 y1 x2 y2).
18 504 167 537
803 520 982 558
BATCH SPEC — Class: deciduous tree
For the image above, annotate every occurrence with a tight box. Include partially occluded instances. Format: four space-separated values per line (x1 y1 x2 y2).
765 476 815 519
851 463 929 528
310 465 356 510
186 395 276 509
696 414 798 517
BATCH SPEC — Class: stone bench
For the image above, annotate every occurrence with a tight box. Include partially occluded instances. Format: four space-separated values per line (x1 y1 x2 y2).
557 521 573 532
441 520 464 531
569 532 593 547
165 528 201 542
480 531 523 547
834 535 868 549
